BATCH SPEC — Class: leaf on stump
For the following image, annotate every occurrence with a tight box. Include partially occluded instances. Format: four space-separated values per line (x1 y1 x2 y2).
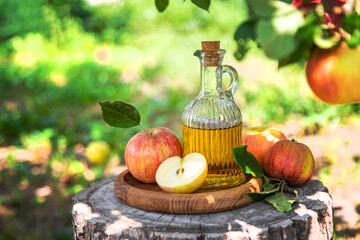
263 176 278 191
232 145 264 178
265 192 299 212
248 176 281 202
248 187 278 202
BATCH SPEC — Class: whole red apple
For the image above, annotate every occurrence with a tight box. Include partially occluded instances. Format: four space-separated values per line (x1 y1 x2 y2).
306 42 360 104
263 139 314 187
243 127 286 168
124 127 183 183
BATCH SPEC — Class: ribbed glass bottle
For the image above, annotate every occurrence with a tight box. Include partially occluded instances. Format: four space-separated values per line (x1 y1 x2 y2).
182 41 245 188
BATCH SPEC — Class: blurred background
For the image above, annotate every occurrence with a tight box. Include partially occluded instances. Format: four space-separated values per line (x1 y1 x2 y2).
1 0 360 239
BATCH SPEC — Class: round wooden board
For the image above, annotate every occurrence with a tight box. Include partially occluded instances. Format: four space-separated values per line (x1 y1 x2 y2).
114 170 263 214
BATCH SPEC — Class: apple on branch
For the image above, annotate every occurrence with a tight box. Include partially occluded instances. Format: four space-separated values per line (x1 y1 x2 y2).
156 153 207 194
306 41 360 104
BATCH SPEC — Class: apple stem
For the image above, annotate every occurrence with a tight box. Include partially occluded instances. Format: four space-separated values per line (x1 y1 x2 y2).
283 183 296 195
267 177 282 182
281 180 285 193
139 124 151 135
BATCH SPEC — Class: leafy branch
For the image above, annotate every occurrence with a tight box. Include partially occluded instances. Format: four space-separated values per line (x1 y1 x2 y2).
155 0 360 67
232 146 299 212
155 0 210 12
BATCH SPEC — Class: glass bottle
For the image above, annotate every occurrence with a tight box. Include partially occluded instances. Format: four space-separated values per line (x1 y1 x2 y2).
182 41 245 188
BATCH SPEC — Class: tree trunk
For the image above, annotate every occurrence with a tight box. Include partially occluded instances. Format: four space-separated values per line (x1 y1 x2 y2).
72 176 333 240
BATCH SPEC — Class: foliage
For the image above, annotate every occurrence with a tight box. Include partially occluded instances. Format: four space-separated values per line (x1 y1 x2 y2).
232 145 264 178
155 0 210 12
0 147 105 239
159 0 360 67
232 146 299 212
235 0 360 67
0 0 50 41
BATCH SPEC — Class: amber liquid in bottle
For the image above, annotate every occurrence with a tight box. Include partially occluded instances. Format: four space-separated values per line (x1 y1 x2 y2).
182 123 246 188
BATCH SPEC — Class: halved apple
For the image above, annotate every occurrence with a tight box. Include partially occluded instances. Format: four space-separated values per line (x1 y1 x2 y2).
155 153 208 194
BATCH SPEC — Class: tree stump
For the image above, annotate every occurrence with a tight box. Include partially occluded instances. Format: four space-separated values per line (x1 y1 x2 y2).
72 176 333 240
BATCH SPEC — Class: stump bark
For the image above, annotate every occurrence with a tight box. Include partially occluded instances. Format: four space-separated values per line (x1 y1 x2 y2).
72 176 333 240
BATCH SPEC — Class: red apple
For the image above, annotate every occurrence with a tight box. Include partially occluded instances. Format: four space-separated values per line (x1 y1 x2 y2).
243 127 286 168
263 139 315 187
124 127 183 183
306 42 360 104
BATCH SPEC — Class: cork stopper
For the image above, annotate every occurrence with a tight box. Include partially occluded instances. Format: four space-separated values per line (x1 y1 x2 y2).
201 41 220 51
201 41 221 67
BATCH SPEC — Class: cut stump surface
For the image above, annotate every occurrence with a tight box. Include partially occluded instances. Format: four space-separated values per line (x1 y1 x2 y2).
72 174 333 240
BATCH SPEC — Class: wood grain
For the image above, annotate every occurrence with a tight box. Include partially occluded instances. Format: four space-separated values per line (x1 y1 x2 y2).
113 170 263 214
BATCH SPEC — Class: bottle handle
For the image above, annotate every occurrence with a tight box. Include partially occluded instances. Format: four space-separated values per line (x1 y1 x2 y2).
221 65 239 98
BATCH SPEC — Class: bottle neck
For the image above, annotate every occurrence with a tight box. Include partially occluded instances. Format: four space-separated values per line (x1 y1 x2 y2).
200 64 220 93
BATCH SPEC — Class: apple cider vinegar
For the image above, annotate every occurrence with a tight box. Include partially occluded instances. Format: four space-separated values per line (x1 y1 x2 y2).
182 41 246 188
182 123 245 188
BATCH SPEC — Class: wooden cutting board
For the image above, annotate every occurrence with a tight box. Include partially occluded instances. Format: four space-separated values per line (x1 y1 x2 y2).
114 170 263 214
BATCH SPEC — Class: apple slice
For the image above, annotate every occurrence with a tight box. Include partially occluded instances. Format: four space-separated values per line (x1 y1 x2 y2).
155 153 208 194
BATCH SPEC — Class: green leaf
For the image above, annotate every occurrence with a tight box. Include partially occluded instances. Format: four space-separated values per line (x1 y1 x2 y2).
343 13 360 34
234 20 256 40
247 0 298 18
278 12 319 67
191 0 210 11
265 192 298 212
256 9 305 60
232 145 264 178
234 20 256 61
155 0 169 12
248 187 278 202
248 177 283 202
263 176 279 191
347 29 360 48
99 101 141 128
